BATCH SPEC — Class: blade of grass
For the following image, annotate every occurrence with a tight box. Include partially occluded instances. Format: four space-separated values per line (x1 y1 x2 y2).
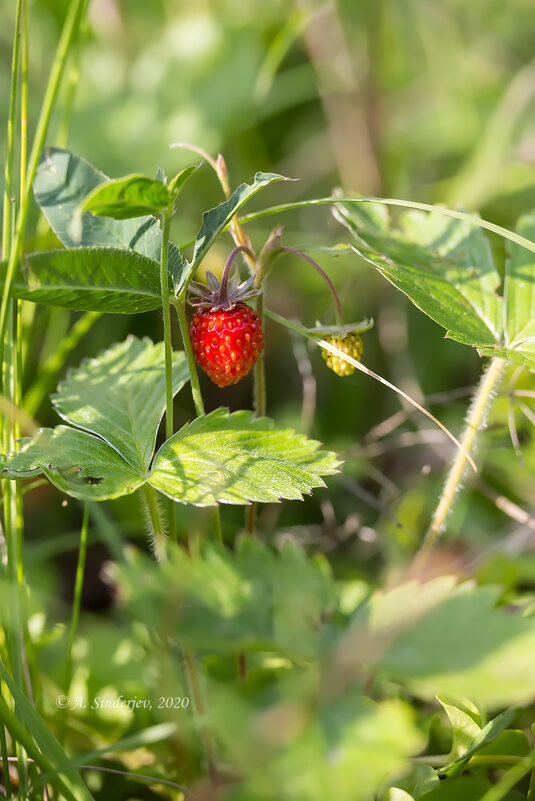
0 0 88 358
0 661 95 801
60 504 89 743
239 196 535 257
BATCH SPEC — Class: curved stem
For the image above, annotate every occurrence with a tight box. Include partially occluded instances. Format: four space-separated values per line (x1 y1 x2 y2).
281 246 343 325
238 196 535 258
219 245 256 305
414 357 506 570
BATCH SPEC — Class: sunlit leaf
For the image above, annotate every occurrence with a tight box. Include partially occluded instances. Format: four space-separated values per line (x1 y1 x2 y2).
0 247 162 312
80 174 171 219
52 337 190 471
335 200 503 348
149 408 340 506
0 426 144 501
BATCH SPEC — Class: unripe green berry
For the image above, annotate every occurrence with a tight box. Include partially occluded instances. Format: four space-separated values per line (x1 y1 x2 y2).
322 333 363 376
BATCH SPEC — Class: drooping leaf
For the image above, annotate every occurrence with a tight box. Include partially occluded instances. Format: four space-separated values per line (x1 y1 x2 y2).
80 174 171 219
346 577 535 708
0 247 162 312
175 172 291 296
52 337 190 472
149 408 340 506
34 147 162 260
335 200 503 348
0 426 144 501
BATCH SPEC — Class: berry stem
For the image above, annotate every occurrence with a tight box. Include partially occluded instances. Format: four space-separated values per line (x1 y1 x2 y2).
281 247 343 326
175 300 205 417
174 299 225 546
413 356 506 571
160 210 177 543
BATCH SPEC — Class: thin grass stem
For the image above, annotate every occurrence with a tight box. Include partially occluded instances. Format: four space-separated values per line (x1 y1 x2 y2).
0 0 88 358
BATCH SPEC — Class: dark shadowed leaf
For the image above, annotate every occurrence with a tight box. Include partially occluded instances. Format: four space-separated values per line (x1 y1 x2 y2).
34 147 162 260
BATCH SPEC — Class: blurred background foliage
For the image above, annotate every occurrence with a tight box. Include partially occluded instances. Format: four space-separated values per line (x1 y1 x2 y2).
3 1 535 795
1 0 535 596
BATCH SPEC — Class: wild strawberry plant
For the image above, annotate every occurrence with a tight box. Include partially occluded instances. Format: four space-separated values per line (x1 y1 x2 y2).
3 3 535 801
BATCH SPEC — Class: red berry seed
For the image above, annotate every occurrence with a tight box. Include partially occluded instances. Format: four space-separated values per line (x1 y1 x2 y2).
190 303 264 387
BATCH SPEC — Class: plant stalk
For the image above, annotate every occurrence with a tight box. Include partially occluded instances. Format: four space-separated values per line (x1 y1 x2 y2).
159 212 177 543
63 505 89 695
414 357 506 569
182 647 219 785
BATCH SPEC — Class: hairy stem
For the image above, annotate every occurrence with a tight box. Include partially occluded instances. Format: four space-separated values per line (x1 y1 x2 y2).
142 485 167 563
414 357 506 569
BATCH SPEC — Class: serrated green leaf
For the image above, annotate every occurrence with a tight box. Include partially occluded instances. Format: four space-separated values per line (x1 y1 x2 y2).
335 200 503 347
149 408 340 506
0 247 162 312
80 174 171 219
34 147 162 260
52 337 190 472
0 426 144 501
175 171 291 296
348 578 535 708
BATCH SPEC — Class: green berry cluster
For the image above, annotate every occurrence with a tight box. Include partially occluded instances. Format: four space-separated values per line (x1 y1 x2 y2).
322 332 363 376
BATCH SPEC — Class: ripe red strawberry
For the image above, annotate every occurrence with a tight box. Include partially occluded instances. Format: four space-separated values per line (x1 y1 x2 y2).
190 303 264 387
188 258 264 387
